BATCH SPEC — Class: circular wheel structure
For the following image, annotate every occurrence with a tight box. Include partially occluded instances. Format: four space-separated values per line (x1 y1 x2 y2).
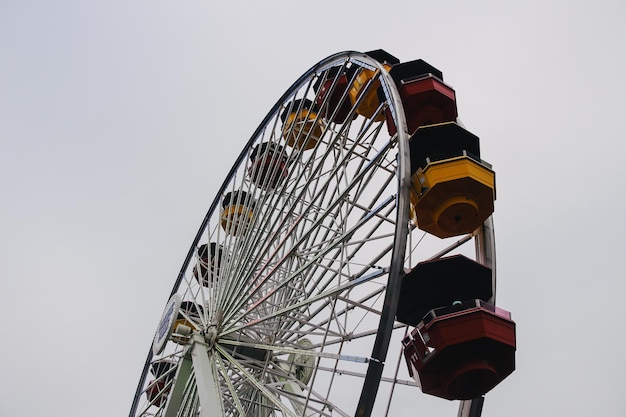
129 51 498 417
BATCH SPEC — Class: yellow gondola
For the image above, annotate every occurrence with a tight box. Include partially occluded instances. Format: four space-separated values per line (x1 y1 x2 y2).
280 99 325 150
409 122 495 238
171 301 202 345
220 191 255 235
348 49 399 121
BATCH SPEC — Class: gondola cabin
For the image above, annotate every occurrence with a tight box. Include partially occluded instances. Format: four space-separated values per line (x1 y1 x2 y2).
280 99 325 150
409 122 495 238
172 301 202 345
387 59 458 136
396 255 493 327
194 243 223 287
145 359 176 406
313 66 354 124
349 49 399 121
146 379 170 407
220 191 255 235
150 359 176 380
402 300 516 401
248 142 288 189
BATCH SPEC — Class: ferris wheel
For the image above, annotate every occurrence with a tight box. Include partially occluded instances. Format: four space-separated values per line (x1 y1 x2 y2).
129 50 516 417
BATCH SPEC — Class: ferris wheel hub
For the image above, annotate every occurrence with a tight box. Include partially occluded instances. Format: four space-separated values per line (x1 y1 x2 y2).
203 326 217 348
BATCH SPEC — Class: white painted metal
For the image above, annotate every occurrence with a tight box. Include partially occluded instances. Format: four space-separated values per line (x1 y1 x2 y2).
163 354 193 417
189 333 224 417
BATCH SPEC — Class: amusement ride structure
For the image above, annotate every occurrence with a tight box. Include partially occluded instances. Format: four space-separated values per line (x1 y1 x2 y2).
129 50 516 417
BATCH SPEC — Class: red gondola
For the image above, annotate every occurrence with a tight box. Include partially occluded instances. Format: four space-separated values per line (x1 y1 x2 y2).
387 59 458 136
220 191 255 235
248 142 288 189
145 359 176 407
402 300 515 401
146 379 170 407
193 243 223 287
314 66 354 124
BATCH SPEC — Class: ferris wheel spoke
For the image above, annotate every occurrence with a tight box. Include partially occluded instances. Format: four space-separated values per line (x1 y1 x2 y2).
311 363 416 388
318 321 407 353
214 137 392 324
215 344 300 417
307 286 387 339
221 205 388 326
220 264 388 338
218 338 371 364
295 190 395 271
294 154 394 258
227 251 375 333
313 201 396 284
214 354 249 416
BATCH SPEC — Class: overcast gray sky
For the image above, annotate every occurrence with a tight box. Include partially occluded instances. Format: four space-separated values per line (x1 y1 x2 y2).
2 1 625 416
